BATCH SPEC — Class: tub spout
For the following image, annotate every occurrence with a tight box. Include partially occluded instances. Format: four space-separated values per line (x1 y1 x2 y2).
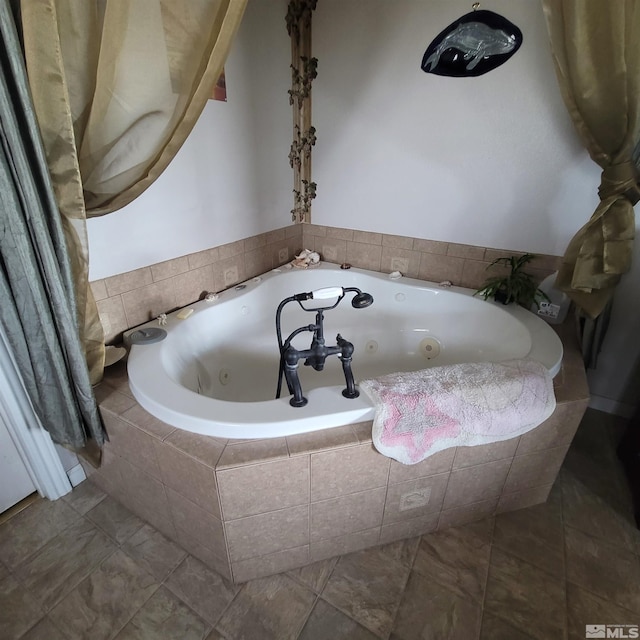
283 347 308 407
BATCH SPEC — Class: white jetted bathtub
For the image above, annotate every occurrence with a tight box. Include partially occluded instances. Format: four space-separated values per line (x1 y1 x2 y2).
126 263 563 439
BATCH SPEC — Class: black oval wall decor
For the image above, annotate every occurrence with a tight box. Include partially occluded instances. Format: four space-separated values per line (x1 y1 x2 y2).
421 9 523 77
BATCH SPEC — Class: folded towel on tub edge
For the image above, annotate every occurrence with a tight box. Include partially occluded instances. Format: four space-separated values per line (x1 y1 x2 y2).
359 359 556 465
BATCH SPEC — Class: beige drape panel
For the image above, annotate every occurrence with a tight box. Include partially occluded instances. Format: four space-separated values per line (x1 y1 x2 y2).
20 0 247 383
542 0 640 319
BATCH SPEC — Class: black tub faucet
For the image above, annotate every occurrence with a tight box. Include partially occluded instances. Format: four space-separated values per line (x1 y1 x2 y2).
275 287 373 407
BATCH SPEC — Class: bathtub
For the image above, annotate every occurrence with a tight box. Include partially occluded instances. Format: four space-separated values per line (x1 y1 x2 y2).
125 263 563 439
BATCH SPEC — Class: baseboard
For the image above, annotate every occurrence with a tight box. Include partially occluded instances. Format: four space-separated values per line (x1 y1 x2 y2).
67 463 87 487
588 395 637 419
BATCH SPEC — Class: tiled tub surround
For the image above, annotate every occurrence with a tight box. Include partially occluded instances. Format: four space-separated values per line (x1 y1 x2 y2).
85 322 588 584
92 225 304 344
300 224 561 289
91 223 561 344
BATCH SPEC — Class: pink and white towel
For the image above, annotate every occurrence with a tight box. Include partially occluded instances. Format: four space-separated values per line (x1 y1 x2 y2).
360 359 556 465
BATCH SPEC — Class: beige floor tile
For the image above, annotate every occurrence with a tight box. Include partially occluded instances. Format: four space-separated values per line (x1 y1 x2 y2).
413 518 493 603
216 573 316 640
570 409 620 464
0 498 80 569
18 616 67 640
14 518 116 611
114 585 210 639
561 470 639 554
61 480 107 515
0 574 45 640
322 539 418 638
288 557 338 594
561 447 632 513
564 525 640 614
165 555 239 626
493 491 565 578
479 612 536 639
122 523 187 581
0 559 8 582
86 496 145 545
566 582 640 640
391 570 482 640
48 549 159 640
299 599 378 640
484 548 566 640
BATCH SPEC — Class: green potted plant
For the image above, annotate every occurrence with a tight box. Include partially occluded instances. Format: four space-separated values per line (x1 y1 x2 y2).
475 253 549 308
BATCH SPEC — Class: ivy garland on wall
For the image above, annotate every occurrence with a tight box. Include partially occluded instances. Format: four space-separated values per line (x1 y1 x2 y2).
286 0 317 223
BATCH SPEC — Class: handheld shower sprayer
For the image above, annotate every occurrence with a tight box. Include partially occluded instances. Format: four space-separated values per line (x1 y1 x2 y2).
350 290 374 309
290 286 374 309
307 286 345 300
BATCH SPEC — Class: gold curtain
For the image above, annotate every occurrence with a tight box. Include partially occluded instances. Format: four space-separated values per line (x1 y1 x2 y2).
19 0 247 383
542 0 640 319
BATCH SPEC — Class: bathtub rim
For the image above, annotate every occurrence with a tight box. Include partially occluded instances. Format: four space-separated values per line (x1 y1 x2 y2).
124 263 563 439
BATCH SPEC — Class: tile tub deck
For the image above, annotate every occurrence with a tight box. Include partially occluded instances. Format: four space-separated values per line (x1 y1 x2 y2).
85 322 589 583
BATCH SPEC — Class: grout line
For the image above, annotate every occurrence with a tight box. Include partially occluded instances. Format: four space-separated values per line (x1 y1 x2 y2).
385 538 422 640
162 553 237 636
109 579 161 640
293 592 321 640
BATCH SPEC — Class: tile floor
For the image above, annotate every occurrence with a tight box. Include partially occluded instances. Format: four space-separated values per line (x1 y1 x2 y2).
1 408 639 640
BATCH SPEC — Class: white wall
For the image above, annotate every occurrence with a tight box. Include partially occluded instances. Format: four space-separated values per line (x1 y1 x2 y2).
87 0 292 281
312 0 600 256
312 0 639 412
